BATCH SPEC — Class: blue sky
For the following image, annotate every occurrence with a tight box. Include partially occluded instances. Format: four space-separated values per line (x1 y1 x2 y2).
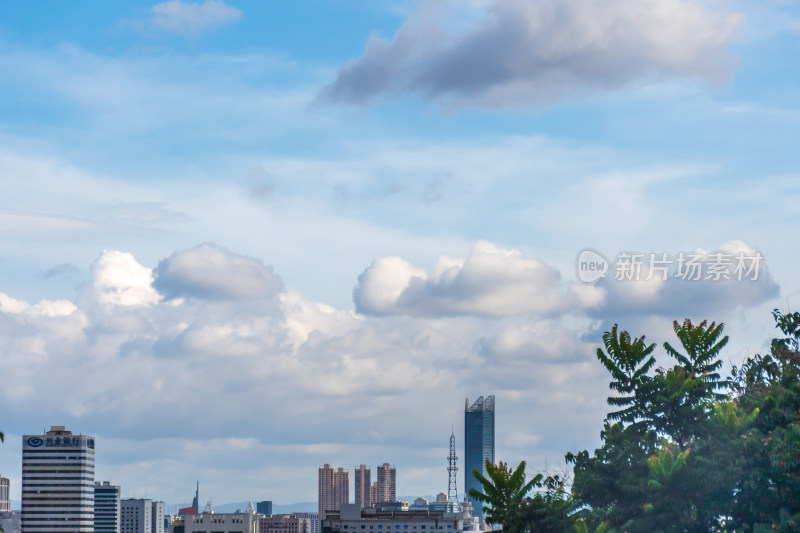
0 0 799 508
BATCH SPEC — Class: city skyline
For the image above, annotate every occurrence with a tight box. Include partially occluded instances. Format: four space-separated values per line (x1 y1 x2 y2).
0 0 798 508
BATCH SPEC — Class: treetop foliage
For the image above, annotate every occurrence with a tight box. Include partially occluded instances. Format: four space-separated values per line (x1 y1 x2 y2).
469 310 800 533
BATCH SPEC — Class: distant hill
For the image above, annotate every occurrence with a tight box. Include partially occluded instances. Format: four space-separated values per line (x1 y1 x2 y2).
179 498 442 514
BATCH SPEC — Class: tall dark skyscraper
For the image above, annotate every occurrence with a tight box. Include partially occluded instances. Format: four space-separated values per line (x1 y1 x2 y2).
464 395 495 522
256 501 273 516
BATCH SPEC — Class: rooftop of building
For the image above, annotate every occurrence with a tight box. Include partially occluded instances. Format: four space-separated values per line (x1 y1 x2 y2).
464 396 494 413
45 425 72 436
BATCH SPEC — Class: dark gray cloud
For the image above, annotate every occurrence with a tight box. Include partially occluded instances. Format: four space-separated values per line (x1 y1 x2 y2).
41 262 79 279
320 0 744 108
153 243 284 301
250 182 274 200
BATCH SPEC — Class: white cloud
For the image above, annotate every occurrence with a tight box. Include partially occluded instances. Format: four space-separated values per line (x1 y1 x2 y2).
153 243 284 301
353 240 604 317
150 0 242 35
0 241 787 505
87 250 162 307
0 245 612 504
321 0 744 108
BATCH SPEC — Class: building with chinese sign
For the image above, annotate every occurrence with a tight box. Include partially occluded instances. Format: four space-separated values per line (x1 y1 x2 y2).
22 426 96 533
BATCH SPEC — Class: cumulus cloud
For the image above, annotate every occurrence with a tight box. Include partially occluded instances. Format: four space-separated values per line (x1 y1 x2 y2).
150 0 242 35
153 243 284 301
0 293 77 317
353 240 604 317
0 242 783 504
320 0 744 108
0 245 609 501
87 250 162 307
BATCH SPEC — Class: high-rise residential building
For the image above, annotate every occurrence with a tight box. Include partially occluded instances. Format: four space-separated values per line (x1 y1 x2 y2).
318 465 349 520
375 464 395 504
353 466 371 509
94 482 121 533
22 426 96 533
0 476 9 512
256 501 272 517
318 465 334 521
333 469 349 513
121 499 153 533
464 395 495 523
369 483 377 507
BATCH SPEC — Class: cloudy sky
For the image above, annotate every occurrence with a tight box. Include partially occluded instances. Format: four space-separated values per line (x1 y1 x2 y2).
0 0 799 508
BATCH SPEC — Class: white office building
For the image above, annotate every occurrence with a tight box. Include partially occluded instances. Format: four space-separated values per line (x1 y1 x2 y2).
151 502 165 533
121 499 165 533
122 500 151 533
22 426 96 533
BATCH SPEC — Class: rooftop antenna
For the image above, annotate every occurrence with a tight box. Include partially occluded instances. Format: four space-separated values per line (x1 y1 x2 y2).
447 428 459 507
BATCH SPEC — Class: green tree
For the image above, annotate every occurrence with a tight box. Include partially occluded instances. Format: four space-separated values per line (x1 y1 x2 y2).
729 309 800 531
520 474 583 533
469 460 540 532
595 324 656 430
495 313 800 532
570 319 737 532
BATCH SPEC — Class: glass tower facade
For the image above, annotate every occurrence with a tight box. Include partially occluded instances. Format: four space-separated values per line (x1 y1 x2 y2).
464 395 495 522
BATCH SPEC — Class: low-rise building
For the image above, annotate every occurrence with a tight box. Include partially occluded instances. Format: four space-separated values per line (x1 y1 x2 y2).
259 514 310 533
322 504 460 533
183 512 258 533
292 512 319 533
0 510 21 533
0 476 9 512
